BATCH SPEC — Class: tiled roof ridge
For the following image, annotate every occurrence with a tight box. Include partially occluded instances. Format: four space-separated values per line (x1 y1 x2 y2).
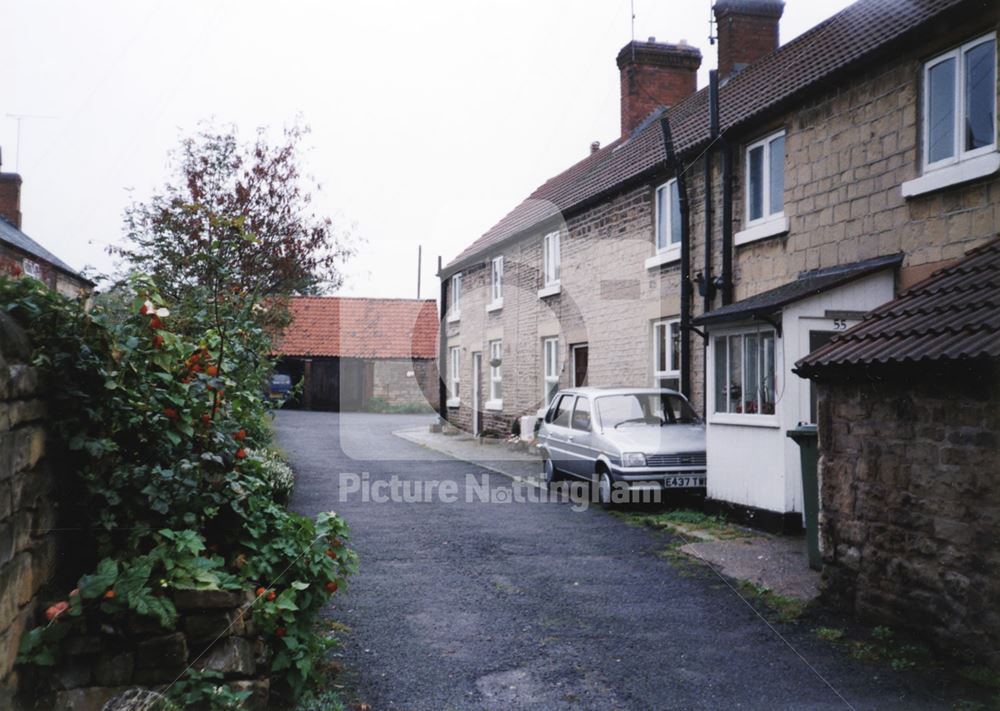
445 0 969 270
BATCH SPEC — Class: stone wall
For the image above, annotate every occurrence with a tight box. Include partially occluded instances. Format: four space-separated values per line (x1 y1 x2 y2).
0 312 57 707
372 358 438 411
816 365 1000 664
39 590 269 711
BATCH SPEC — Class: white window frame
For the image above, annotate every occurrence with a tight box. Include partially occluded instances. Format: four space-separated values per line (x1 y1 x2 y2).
655 179 681 254
710 327 778 426
652 319 681 391
903 33 1000 197
539 230 561 297
447 346 461 408
486 339 503 409
736 130 788 246
543 337 560 405
646 179 683 269
447 273 462 323
21 259 42 280
487 256 503 311
923 33 997 172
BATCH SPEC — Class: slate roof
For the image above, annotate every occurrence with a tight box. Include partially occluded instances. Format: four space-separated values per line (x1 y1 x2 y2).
795 239 1000 375
693 253 903 326
445 0 970 272
273 297 439 360
0 215 87 281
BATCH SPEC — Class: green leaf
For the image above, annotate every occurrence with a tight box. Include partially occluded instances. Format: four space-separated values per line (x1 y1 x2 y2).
79 558 119 599
290 581 309 591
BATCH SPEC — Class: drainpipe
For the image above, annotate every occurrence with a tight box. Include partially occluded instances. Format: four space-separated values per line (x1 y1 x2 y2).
438 256 448 422
704 69 720 315
721 130 734 306
660 115 691 399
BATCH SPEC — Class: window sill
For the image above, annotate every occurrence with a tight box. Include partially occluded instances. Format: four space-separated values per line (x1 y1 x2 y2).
486 299 503 313
485 399 503 411
537 283 561 298
709 413 780 428
735 216 788 246
446 312 461 324
446 397 461 409
901 152 1000 198
644 248 680 270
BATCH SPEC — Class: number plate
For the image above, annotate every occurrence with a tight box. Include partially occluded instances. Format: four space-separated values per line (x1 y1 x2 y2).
663 475 706 488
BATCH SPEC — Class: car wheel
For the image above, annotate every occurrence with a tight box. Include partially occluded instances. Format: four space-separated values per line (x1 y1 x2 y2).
543 456 562 485
597 470 616 509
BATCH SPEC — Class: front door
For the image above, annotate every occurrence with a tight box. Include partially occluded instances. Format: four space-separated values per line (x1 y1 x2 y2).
571 344 589 387
808 331 837 423
471 352 482 436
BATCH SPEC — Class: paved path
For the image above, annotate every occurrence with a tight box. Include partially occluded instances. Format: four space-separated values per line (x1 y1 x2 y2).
275 411 951 711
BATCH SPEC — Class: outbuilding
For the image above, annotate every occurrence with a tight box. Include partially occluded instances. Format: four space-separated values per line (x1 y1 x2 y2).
794 239 1000 665
273 297 439 412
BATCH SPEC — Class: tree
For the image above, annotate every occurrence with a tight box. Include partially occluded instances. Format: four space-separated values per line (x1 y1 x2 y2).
116 122 353 301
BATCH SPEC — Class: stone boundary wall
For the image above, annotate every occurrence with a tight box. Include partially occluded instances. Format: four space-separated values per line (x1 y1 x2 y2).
43 590 268 711
0 312 57 707
817 367 1000 665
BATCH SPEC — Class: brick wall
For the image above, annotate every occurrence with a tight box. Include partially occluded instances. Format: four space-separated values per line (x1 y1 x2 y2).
0 313 57 706
816 366 1000 665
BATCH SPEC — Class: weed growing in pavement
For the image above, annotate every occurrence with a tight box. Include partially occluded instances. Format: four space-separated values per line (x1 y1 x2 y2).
612 508 750 540
736 580 806 624
814 626 846 642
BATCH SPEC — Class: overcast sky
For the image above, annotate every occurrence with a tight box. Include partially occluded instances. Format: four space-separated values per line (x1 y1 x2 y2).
3 0 855 299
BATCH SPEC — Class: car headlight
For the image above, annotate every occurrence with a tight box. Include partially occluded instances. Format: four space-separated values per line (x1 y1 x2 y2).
621 452 646 467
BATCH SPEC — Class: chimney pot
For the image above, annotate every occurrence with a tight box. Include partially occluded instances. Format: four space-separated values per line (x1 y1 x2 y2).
713 0 784 79
648 36 656 42
590 141 601 155
616 40 702 138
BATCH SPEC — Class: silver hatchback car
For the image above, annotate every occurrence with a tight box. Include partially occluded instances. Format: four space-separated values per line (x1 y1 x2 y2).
537 387 706 505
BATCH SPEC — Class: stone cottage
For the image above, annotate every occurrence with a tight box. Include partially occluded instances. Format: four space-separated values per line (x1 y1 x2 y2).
440 0 999 531
794 238 1000 665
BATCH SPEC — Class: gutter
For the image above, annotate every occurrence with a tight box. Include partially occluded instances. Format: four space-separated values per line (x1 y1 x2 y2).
659 114 691 400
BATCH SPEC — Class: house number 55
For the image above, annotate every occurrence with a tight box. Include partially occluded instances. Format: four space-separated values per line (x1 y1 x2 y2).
833 319 848 330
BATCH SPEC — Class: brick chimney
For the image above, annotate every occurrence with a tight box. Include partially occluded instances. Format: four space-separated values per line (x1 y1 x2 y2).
713 0 784 79
0 150 22 229
616 39 702 138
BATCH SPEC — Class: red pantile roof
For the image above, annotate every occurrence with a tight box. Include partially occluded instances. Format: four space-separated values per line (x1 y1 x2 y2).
446 0 971 271
273 297 439 360
795 238 1000 375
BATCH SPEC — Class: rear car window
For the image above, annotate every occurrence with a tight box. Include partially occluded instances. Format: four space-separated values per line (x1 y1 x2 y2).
571 396 591 430
550 394 574 428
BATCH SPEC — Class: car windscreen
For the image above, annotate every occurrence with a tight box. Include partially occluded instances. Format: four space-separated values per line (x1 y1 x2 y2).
596 393 699 428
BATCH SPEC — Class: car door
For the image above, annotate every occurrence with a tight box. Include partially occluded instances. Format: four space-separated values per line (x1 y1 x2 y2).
566 395 595 477
542 394 576 474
